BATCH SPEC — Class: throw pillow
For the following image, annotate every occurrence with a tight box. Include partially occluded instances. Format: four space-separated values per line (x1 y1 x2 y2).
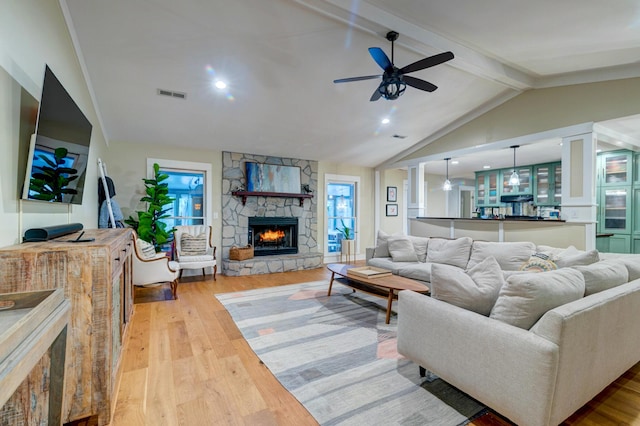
430 256 505 316
387 237 419 262
490 268 585 329
373 230 391 258
407 235 429 262
180 232 208 256
136 238 156 260
426 237 473 269
555 249 599 268
519 255 558 272
467 241 536 271
572 259 629 296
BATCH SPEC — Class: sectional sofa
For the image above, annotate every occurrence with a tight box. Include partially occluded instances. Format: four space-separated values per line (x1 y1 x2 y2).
366 231 640 426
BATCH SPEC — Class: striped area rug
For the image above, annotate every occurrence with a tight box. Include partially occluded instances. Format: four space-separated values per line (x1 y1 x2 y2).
216 280 486 426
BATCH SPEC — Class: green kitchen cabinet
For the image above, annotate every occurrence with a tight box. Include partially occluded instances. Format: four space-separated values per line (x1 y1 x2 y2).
501 166 532 196
599 186 631 235
533 162 561 206
598 151 633 187
475 170 500 207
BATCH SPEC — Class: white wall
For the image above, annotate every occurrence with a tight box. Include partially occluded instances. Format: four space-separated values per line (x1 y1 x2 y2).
0 0 108 247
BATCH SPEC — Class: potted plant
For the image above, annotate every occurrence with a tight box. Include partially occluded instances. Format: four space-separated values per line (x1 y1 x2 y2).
337 218 355 261
125 163 174 251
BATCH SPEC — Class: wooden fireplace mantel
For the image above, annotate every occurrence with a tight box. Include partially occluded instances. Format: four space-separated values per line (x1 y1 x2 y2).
232 191 313 206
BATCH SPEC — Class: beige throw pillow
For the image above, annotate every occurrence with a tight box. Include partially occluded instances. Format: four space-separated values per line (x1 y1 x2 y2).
407 235 429 262
554 249 599 268
467 241 536 271
373 230 392 258
387 237 419 262
427 237 473 269
573 259 629 296
180 232 207 256
490 268 585 329
431 256 505 315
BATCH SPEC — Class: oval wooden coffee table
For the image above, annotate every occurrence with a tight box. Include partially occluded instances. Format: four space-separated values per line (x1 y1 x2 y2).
326 263 429 324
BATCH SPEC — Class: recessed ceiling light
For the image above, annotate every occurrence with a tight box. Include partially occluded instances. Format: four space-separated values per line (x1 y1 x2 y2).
381 118 390 124
214 80 227 90
451 160 459 165
483 165 491 169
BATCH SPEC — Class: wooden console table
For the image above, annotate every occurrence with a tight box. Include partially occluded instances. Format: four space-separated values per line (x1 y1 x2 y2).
0 228 133 425
0 289 70 425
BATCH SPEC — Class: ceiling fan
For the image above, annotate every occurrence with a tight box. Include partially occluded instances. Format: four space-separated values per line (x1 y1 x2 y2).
333 31 454 101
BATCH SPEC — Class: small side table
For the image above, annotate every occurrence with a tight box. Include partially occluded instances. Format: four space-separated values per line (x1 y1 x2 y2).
340 239 356 263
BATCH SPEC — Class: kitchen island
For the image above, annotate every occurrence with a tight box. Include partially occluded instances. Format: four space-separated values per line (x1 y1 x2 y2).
411 217 591 250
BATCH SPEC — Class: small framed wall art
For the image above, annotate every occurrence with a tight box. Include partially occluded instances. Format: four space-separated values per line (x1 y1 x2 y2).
387 186 397 202
386 204 398 217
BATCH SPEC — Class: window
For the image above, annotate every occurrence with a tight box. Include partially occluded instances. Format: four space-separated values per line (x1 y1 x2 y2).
325 174 359 255
147 158 212 230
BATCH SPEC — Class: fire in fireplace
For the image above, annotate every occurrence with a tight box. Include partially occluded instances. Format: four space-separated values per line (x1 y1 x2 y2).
248 217 298 256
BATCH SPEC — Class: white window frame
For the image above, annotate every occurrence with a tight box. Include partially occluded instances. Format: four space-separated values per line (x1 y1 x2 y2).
147 158 213 227
324 173 361 259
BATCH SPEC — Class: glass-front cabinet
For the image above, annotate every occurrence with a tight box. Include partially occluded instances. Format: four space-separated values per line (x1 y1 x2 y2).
599 187 631 235
599 151 632 186
475 170 500 207
534 162 561 206
501 166 532 195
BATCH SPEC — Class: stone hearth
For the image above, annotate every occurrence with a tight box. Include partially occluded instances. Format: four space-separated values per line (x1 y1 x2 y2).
221 152 323 276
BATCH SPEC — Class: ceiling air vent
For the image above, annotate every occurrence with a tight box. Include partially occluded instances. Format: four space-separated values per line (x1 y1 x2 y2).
157 88 187 99
392 134 407 139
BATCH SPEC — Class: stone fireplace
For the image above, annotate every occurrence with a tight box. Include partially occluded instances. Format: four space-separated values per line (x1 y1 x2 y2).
249 217 298 256
221 152 323 276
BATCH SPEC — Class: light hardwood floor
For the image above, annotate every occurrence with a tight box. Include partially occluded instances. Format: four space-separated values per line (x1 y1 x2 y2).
110 265 640 426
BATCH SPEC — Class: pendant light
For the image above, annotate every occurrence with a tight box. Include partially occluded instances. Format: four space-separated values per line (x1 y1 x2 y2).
443 157 452 191
508 145 520 186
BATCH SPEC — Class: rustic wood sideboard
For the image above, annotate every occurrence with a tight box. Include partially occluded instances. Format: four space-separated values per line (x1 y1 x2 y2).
0 228 133 425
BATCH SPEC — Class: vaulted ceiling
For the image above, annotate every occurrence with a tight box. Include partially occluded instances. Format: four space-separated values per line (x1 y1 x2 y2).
62 0 640 171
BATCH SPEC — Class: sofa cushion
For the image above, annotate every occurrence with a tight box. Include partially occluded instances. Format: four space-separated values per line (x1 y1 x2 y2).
573 259 629 296
490 268 585 329
367 257 402 274
396 262 433 283
555 249 600 268
407 235 429 262
387 237 419 262
180 232 208 256
430 256 505 315
467 241 536 271
426 237 473 269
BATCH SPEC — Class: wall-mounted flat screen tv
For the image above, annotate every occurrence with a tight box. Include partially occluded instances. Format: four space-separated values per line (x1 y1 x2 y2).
21 65 92 204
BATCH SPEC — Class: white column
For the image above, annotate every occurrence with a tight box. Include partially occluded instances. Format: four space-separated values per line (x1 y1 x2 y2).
407 163 425 218
560 132 597 250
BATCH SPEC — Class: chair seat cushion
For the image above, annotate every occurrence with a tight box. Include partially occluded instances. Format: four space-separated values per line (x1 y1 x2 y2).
179 254 215 263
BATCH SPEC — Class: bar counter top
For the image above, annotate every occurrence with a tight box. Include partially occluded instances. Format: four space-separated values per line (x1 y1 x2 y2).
416 217 566 222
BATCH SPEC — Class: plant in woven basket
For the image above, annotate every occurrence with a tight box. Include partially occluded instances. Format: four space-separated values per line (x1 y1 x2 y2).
124 163 175 251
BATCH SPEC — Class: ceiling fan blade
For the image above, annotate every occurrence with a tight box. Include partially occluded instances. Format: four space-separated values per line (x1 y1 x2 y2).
369 87 382 102
333 74 382 84
368 47 393 71
400 51 454 74
404 75 438 92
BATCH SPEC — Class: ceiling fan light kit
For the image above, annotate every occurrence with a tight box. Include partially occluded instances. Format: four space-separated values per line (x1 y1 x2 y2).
334 31 454 101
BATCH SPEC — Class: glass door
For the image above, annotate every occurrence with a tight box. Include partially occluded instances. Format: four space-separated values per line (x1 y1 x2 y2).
552 163 562 205
534 165 550 205
326 181 357 254
601 152 631 186
601 187 630 234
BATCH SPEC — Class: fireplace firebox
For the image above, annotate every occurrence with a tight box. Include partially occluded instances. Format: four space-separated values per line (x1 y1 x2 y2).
248 217 298 256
